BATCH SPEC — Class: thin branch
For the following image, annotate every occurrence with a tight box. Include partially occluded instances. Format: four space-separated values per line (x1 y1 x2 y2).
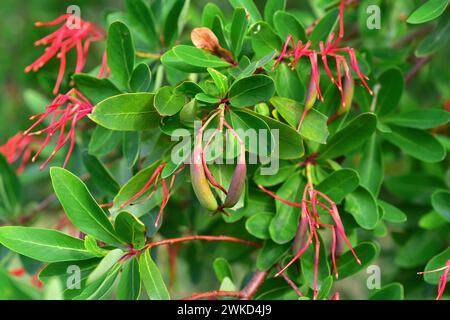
183 291 244 300
135 51 161 59
406 56 432 83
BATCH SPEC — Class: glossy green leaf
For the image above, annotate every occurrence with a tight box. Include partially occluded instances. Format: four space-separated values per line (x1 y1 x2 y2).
126 0 158 50
245 212 273 240
345 186 379 230
88 126 122 157
0 154 21 220
87 248 124 284
250 22 281 59
73 74 122 105
172 45 231 69
395 230 443 268
107 22 135 90
230 8 248 59
309 8 339 46
378 200 407 223
407 0 449 24
369 283 404 300
358 135 383 196
416 15 450 56
117 257 141 300
114 211 146 249
257 241 290 271
229 0 262 23
431 190 450 222
155 86 186 116
75 264 121 300
139 249 170 300
382 126 446 163
0 227 94 262
129 63 152 93
213 257 233 283
317 169 360 204
376 68 404 117
50 168 123 245
90 93 160 131
270 175 305 244
273 11 306 42
229 75 275 108
318 113 377 160
384 109 450 129
164 0 190 48
423 247 450 284
335 241 379 280
123 131 141 168
82 152 120 198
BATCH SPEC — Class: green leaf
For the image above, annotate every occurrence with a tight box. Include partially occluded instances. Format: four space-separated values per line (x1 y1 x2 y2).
270 97 329 144
318 113 377 160
129 63 152 93
207 68 229 97
73 74 122 105
309 8 339 46
117 257 141 300
82 152 120 198
407 0 449 24
75 264 121 300
0 227 94 262
395 230 444 268
385 173 445 204
90 93 160 131
139 249 170 300
0 154 21 220
50 168 123 245
250 22 281 59
336 241 379 280
274 64 305 103
245 111 305 159
264 0 286 26
257 241 290 271
317 169 360 203
0 267 34 300
114 211 146 249
270 175 305 244
384 109 450 129
229 0 262 23
273 11 306 42
378 200 407 223
107 22 135 90
382 126 446 163
423 247 450 285
39 258 100 285
172 45 231 69
155 86 186 116
213 257 233 283
345 186 379 230
88 125 122 157
112 162 162 217
431 190 450 222
369 283 404 300
229 75 275 108
230 8 248 59
164 0 190 48
245 212 273 240
419 210 447 230
316 276 334 300
87 248 124 284
301 234 330 290
416 15 450 56
126 0 158 50
123 131 141 168
358 135 383 196
376 68 404 117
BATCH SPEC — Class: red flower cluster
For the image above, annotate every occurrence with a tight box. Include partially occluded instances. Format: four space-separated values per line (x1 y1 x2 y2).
258 179 361 300
24 89 94 170
0 133 37 174
273 0 372 108
25 14 107 94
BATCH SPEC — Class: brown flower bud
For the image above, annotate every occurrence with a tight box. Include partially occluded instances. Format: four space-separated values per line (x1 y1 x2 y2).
191 27 220 51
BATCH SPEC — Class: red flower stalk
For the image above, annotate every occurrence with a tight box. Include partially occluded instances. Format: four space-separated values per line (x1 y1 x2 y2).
24 88 94 170
119 163 181 228
418 260 450 300
258 178 361 300
25 14 106 94
0 133 38 174
274 0 372 110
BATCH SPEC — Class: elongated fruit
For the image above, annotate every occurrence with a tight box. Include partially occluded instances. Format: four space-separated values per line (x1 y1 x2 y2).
190 131 219 211
223 143 246 208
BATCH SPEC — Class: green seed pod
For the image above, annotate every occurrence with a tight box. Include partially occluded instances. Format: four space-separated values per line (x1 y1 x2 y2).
338 76 355 115
223 144 246 208
190 131 219 211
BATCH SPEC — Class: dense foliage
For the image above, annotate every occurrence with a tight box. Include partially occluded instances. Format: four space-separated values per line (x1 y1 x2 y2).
0 0 449 300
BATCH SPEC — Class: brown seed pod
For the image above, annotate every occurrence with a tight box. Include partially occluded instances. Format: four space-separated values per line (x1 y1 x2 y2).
223 142 246 208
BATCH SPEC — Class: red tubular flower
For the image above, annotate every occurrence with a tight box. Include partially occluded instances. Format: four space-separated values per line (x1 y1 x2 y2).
258 180 361 300
25 14 106 94
24 88 94 170
274 0 372 109
418 260 450 300
0 133 38 174
9 268 26 277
